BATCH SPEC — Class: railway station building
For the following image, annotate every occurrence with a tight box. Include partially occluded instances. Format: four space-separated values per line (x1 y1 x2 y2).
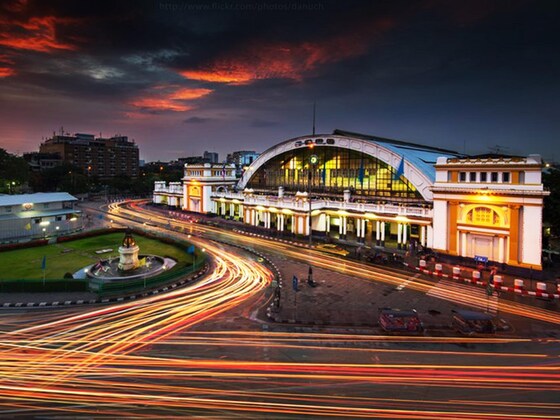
153 130 548 270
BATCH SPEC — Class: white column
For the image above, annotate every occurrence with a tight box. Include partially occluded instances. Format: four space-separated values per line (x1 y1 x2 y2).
291 215 296 233
229 203 234 218
278 214 283 231
402 224 408 245
427 225 434 249
397 223 402 247
356 217 361 239
342 217 347 238
376 221 381 242
326 215 330 235
252 209 257 226
461 232 467 257
432 200 448 251
381 222 386 243
420 225 426 247
361 219 366 239
498 236 505 263
221 202 226 215
339 216 344 237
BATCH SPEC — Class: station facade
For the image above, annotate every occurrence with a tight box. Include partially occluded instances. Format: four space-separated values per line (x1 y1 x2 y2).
153 130 548 269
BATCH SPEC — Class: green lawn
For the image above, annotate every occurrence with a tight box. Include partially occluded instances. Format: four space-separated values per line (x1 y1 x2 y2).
0 233 193 280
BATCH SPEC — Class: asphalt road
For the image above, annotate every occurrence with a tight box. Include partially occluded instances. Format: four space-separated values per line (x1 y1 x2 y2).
0 200 558 419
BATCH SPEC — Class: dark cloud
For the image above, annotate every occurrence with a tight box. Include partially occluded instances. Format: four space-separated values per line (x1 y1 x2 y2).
183 116 212 124
0 0 558 161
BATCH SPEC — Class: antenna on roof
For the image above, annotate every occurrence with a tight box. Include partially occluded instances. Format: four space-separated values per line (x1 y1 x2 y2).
312 102 316 136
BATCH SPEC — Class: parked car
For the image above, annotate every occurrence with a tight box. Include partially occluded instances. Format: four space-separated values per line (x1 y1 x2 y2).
315 243 350 256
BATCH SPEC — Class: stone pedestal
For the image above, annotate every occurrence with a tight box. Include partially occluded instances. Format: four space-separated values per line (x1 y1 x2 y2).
118 244 139 271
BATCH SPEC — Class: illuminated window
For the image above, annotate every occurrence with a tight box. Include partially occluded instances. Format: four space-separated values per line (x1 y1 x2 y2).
466 207 500 225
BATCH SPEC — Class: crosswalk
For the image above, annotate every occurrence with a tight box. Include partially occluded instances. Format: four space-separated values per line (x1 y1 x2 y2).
427 279 499 314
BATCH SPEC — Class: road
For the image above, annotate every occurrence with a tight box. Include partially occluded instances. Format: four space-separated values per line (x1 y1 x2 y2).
0 200 558 418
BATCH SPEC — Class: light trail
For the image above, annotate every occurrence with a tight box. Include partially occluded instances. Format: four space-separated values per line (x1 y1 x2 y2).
0 201 557 418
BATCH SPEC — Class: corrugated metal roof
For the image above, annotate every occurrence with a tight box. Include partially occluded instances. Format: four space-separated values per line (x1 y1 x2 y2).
0 192 78 207
334 129 463 182
0 208 80 221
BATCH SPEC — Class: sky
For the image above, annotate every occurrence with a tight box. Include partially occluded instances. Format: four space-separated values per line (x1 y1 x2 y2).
0 0 559 162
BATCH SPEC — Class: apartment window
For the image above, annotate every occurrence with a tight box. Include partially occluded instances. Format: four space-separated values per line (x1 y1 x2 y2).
480 172 487 182
469 172 477 182
459 172 466 182
502 172 510 183
491 172 498 182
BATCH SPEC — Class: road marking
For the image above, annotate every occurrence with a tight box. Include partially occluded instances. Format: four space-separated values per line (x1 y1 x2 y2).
427 279 498 314
396 273 421 291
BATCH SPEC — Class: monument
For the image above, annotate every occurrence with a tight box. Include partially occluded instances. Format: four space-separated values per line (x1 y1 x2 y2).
118 229 140 271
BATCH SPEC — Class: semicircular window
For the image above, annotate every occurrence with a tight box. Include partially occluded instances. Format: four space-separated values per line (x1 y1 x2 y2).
246 147 422 201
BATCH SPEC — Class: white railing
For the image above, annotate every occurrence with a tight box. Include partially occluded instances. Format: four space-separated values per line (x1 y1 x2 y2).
211 192 432 218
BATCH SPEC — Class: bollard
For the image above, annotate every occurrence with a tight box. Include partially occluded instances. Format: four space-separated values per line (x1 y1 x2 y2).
419 259 426 268
452 266 461 279
472 270 481 284
493 275 503 291
435 263 443 276
536 282 547 295
514 279 524 293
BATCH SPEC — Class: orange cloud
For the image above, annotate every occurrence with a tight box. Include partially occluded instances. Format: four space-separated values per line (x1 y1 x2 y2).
0 66 15 77
129 98 194 112
129 86 213 113
179 19 394 84
168 87 213 100
0 16 78 52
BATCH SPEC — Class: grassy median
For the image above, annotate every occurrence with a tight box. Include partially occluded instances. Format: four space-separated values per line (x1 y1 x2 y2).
0 232 191 280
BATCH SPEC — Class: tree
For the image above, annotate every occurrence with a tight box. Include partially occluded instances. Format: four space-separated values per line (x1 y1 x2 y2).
543 167 560 238
0 148 30 193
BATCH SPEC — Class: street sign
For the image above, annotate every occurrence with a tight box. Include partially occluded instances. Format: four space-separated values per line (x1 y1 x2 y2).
292 275 298 292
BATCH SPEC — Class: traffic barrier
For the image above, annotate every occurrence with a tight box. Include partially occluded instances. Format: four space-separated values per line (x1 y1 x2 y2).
419 259 426 268
434 263 442 276
452 266 461 279
472 270 480 284
493 275 503 290
536 282 548 297
514 279 524 293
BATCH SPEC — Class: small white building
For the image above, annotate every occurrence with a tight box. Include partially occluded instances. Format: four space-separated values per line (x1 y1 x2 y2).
0 192 83 243
152 163 237 214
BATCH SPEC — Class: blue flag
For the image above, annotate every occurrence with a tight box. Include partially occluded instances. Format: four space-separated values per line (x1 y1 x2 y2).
358 159 364 185
186 245 195 254
393 157 405 181
41 255 46 270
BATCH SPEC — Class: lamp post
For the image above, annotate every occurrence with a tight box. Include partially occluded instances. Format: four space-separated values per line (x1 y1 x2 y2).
308 154 318 246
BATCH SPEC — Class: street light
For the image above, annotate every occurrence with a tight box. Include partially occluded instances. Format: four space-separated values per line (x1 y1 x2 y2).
308 153 318 246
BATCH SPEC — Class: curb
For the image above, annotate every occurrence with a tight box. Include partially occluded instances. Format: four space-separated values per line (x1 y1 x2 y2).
0 264 210 309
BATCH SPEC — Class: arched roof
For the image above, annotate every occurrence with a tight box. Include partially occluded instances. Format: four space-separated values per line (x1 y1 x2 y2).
238 130 462 201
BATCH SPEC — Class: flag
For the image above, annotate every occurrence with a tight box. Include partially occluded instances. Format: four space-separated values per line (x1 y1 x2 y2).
186 245 195 254
24 223 31 231
41 255 46 270
393 156 405 181
357 157 364 186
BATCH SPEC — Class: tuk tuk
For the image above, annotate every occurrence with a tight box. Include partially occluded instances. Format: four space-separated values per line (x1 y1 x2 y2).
452 309 495 335
378 308 423 333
